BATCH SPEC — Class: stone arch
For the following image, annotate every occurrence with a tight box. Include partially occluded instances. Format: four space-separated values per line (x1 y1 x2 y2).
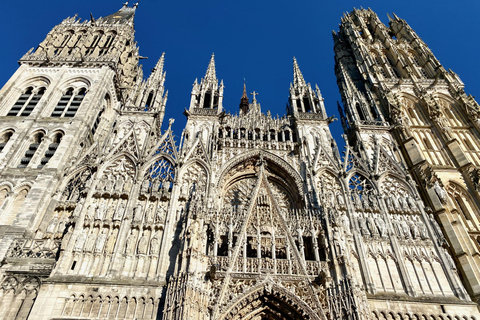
445 181 479 229
397 94 428 126
217 150 304 200
177 160 209 201
219 283 324 320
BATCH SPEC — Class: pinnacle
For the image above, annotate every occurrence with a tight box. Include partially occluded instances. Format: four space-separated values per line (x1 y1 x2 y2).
204 53 217 82
293 57 307 89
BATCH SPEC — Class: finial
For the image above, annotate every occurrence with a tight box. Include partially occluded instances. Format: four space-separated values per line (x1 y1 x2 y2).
251 91 258 102
204 53 217 82
133 1 140 9
168 118 175 130
293 57 307 89
123 1 129 8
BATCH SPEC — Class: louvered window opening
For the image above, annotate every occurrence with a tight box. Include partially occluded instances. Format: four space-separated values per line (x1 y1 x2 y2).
8 87 45 116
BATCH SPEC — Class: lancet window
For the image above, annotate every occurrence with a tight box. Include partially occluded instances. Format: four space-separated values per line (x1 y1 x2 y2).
446 184 479 232
141 158 175 196
0 130 14 153
18 131 44 168
8 86 45 116
38 132 63 168
51 87 86 117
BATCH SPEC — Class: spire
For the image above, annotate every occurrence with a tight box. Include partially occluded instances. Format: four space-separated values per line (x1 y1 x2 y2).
204 53 217 83
293 57 307 89
98 3 137 24
239 81 249 115
149 52 165 83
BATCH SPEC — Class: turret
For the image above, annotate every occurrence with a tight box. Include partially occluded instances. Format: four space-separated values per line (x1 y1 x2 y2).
288 58 327 119
188 54 224 113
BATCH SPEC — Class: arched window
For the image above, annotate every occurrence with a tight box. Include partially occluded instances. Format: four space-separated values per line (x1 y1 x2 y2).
423 138 434 150
39 132 63 168
145 91 154 110
51 87 86 117
18 132 44 168
0 130 14 153
91 109 104 137
85 32 103 56
356 103 366 121
0 188 28 225
8 87 45 116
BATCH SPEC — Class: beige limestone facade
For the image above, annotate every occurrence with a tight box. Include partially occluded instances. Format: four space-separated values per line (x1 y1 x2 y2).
0 4 478 320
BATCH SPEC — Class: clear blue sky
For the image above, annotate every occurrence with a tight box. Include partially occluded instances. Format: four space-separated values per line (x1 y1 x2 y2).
1 0 479 145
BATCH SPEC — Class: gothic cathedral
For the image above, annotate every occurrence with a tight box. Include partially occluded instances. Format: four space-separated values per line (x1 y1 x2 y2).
0 4 479 320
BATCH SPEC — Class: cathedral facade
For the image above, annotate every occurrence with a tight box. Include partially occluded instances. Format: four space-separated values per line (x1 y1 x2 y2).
0 4 479 320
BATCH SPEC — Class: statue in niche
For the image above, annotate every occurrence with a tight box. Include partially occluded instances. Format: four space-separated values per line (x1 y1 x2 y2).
70 188 80 202
85 204 96 220
392 216 403 238
46 216 58 235
95 200 107 220
407 196 418 212
385 197 395 212
337 194 345 208
375 216 387 237
55 219 66 239
61 225 74 250
133 204 143 222
353 192 362 210
73 198 85 217
113 200 126 221
417 220 428 240
125 230 137 255
84 229 97 252
94 229 108 253
368 194 378 211
333 226 346 256
362 196 371 211
187 220 201 249
429 213 446 244
105 199 117 220
408 219 419 239
399 197 409 212
367 214 378 236
124 177 133 193
358 214 370 236
152 179 161 193
392 197 401 212
339 213 351 234
162 180 170 193
96 178 106 192
400 218 411 239
105 173 115 192
74 232 87 252
150 233 160 255
137 233 149 255
141 179 150 194
105 229 117 253
433 181 448 204
156 202 166 223
114 174 125 193
145 202 155 224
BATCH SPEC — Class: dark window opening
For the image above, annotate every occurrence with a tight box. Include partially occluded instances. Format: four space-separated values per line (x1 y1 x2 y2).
203 92 212 109
246 236 257 258
217 235 228 256
303 236 315 261
356 103 366 121
145 91 154 110
303 97 312 112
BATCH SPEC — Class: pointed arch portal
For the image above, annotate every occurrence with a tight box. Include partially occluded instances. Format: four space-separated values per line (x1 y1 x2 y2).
220 285 323 320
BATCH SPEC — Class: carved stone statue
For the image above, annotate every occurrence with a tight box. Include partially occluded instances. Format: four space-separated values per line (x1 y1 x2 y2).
137 233 148 255
113 200 126 221
74 232 87 252
150 233 160 255
133 204 143 222
94 229 108 253
375 216 387 237
145 202 155 224
125 231 137 255
433 181 448 204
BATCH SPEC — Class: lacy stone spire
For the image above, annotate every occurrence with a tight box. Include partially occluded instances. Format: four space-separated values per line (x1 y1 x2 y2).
0 4 479 320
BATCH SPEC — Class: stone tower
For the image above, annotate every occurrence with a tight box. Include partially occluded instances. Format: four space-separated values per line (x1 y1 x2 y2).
0 4 479 320
334 8 480 304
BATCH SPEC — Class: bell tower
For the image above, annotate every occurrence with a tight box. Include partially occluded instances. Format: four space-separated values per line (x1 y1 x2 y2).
335 8 480 303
